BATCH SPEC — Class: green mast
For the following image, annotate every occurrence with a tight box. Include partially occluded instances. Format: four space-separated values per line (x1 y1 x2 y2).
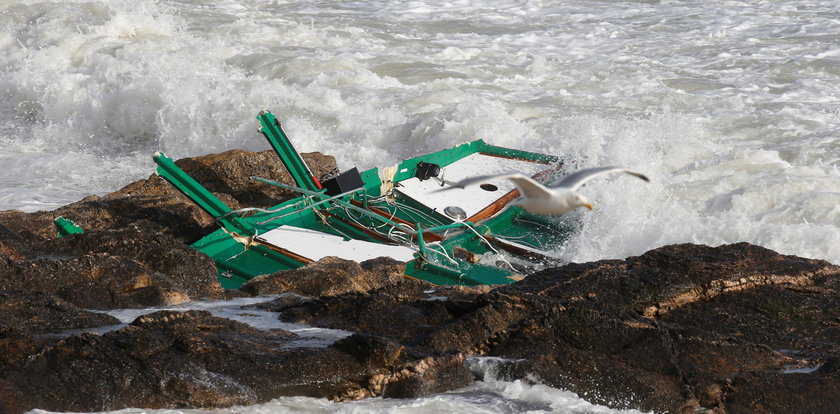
153 151 254 236
256 110 323 192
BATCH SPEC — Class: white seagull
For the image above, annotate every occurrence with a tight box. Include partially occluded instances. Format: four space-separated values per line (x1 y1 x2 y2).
443 167 649 215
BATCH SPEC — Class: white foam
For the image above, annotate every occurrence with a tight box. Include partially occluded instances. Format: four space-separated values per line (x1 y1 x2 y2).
1 0 838 271
97 295 352 348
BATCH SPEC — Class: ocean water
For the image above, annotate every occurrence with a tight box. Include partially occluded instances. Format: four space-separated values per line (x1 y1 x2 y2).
2 0 839 412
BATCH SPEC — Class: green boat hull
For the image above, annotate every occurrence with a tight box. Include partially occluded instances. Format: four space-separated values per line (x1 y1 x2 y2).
153 111 572 288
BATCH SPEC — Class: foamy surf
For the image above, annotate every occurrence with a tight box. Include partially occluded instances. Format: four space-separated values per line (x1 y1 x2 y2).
3 0 836 267
2 2 839 410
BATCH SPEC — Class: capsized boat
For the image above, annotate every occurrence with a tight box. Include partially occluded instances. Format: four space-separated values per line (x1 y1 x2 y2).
153 110 576 288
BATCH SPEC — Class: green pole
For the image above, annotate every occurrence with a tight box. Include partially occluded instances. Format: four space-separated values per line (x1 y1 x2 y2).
153 151 254 236
256 110 323 192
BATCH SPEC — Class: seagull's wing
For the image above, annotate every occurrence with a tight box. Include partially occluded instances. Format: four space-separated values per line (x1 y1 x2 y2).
504 174 553 199
439 173 552 198
553 167 649 191
437 173 511 190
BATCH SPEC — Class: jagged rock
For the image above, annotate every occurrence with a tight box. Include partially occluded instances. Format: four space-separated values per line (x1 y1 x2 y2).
0 327 43 374
273 243 840 413
0 290 119 333
173 149 338 207
0 291 119 375
0 226 221 309
273 277 490 351
0 151 336 244
35 225 224 302
0 241 836 413
2 310 452 413
240 256 406 297
380 354 472 399
485 243 840 413
1 145 838 414
334 333 405 368
0 222 31 260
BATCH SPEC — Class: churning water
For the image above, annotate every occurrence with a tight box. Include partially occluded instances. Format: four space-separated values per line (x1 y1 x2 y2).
3 0 839 412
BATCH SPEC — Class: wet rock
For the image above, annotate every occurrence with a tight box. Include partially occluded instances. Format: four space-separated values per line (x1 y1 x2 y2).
0 226 221 309
0 177 215 245
0 292 123 413
0 221 32 260
380 354 472 399
272 243 840 413
274 277 489 351
0 378 30 414
334 332 405 368
483 243 840 413
0 240 835 413
0 290 119 375
723 356 840 413
37 225 223 301
0 290 119 333
0 150 336 244
0 149 334 308
0 327 43 373
1 141 838 414
328 333 471 401
240 256 406 297
173 149 338 207
3 310 418 413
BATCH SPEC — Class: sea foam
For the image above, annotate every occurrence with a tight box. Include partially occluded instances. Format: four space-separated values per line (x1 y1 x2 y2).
1 0 837 263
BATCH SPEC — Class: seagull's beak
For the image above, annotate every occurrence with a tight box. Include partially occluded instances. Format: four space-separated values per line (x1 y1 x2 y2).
583 203 594 210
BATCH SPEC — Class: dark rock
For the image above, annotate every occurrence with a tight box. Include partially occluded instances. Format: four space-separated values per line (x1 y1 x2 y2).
0 226 221 309
380 353 472 399
0 290 119 333
0 327 43 372
721 356 840 413
3 309 453 413
334 332 405 368
0 151 337 244
0 221 31 260
240 256 406 297
173 149 338 208
276 277 490 351
482 243 840 413
1 144 838 414
0 378 30 414
0 177 215 245
0 290 120 378
270 243 839 413
35 225 224 302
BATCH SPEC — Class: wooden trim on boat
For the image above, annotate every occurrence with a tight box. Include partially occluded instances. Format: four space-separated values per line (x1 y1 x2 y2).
320 211 398 244
467 189 520 222
257 242 314 264
467 163 565 223
349 199 416 228
348 199 445 242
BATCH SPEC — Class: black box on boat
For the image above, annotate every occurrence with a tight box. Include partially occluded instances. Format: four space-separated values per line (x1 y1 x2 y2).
323 167 364 196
